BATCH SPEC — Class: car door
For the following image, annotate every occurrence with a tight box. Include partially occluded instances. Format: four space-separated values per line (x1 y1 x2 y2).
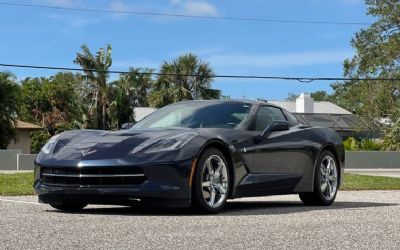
241 105 312 190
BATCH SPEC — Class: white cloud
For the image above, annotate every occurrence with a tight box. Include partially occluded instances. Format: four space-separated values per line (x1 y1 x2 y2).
181 1 219 16
110 1 129 12
109 0 219 18
44 0 220 26
41 0 100 28
41 0 77 7
204 50 353 69
108 1 133 19
46 13 100 28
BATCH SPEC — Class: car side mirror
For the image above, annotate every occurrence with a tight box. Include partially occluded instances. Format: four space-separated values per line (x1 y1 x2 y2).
121 122 135 130
254 120 290 143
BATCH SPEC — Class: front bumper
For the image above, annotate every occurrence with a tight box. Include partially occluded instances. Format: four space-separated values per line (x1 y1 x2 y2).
34 159 193 207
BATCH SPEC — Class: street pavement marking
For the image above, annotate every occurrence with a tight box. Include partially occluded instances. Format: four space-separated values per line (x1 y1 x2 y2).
0 198 44 206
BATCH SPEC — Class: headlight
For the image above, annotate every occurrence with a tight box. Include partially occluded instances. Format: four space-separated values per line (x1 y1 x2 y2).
135 132 198 154
41 134 61 154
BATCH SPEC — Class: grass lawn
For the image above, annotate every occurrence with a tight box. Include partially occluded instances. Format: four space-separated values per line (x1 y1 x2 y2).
342 173 400 190
0 172 400 196
0 173 34 196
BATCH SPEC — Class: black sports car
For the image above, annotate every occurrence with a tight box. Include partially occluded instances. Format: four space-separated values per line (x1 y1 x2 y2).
34 100 344 213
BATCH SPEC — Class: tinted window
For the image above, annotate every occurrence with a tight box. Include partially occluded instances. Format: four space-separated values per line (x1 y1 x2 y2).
255 106 286 131
283 110 299 127
133 102 253 129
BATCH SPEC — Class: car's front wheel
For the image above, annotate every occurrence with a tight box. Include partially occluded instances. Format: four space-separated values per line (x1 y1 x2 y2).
50 202 87 212
192 148 230 213
299 150 339 206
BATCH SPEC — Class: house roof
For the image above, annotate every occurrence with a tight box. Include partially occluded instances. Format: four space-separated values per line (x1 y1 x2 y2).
14 120 42 130
269 101 352 115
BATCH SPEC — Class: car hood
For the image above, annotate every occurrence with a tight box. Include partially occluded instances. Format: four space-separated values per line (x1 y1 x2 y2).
40 128 198 163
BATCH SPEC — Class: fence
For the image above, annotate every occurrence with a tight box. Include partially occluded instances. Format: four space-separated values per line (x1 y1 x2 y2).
0 150 36 171
345 151 400 169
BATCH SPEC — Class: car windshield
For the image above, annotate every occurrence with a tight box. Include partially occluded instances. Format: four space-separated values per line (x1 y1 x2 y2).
133 102 253 129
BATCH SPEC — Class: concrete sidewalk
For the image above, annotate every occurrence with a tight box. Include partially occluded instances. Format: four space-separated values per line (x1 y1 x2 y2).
345 168 400 178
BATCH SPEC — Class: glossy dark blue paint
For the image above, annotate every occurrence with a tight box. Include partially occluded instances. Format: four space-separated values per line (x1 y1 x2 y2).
34 99 345 207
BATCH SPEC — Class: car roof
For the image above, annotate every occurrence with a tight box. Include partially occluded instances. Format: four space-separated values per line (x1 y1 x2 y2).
176 99 288 111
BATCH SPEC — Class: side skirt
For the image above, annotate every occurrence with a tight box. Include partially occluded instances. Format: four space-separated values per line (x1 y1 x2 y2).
234 173 302 198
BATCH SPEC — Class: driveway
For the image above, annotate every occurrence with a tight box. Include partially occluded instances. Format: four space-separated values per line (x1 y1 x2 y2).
0 191 399 249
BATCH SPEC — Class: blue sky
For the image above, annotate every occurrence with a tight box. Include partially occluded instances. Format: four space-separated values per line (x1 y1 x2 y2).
1 0 373 100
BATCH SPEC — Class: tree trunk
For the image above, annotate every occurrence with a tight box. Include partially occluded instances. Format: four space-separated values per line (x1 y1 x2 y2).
102 98 106 130
97 97 102 129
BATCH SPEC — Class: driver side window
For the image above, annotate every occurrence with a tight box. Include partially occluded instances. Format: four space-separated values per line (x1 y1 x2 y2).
255 106 287 131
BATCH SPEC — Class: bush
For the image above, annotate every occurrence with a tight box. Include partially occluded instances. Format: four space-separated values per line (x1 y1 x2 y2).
30 130 51 153
343 137 359 151
360 138 382 151
344 137 382 151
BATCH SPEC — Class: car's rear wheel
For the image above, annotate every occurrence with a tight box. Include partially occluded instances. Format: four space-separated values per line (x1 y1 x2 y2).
50 202 87 212
299 150 339 206
192 148 230 213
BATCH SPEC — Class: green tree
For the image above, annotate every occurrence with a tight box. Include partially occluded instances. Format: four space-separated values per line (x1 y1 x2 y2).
333 0 400 131
383 118 400 151
0 72 20 149
20 73 85 150
110 68 154 127
74 44 112 129
30 130 51 153
108 88 132 129
20 73 82 135
119 68 154 107
149 53 220 107
311 91 332 102
285 91 332 102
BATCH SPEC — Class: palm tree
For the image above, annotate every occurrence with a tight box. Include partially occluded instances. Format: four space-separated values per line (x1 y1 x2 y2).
110 68 154 126
74 44 112 130
149 53 220 107
0 72 20 148
117 67 154 107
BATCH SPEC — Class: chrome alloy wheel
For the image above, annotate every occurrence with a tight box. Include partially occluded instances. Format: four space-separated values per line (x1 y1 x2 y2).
320 155 338 200
201 155 229 208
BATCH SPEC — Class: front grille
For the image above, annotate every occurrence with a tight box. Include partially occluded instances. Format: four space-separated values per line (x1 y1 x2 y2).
41 166 146 187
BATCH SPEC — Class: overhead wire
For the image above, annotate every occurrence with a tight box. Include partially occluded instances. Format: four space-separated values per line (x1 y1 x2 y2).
1 63 399 83
0 2 372 26
0 3 378 83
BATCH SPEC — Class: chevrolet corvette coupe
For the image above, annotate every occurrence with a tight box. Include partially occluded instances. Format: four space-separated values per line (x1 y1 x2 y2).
34 100 344 213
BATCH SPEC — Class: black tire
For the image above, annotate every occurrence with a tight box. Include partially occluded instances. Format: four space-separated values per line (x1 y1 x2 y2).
299 150 339 206
191 148 230 214
50 202 87 212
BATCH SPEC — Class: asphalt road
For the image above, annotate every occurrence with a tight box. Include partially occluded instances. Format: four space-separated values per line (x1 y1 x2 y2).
1 191 399 250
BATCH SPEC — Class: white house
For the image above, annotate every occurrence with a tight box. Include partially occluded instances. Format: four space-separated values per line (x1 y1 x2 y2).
269 93 351 115
134 107 158 121
270 93 356 137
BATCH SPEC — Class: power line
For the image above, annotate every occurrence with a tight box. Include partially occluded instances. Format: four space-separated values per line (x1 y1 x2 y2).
1 63 400 82
0 2 372 26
